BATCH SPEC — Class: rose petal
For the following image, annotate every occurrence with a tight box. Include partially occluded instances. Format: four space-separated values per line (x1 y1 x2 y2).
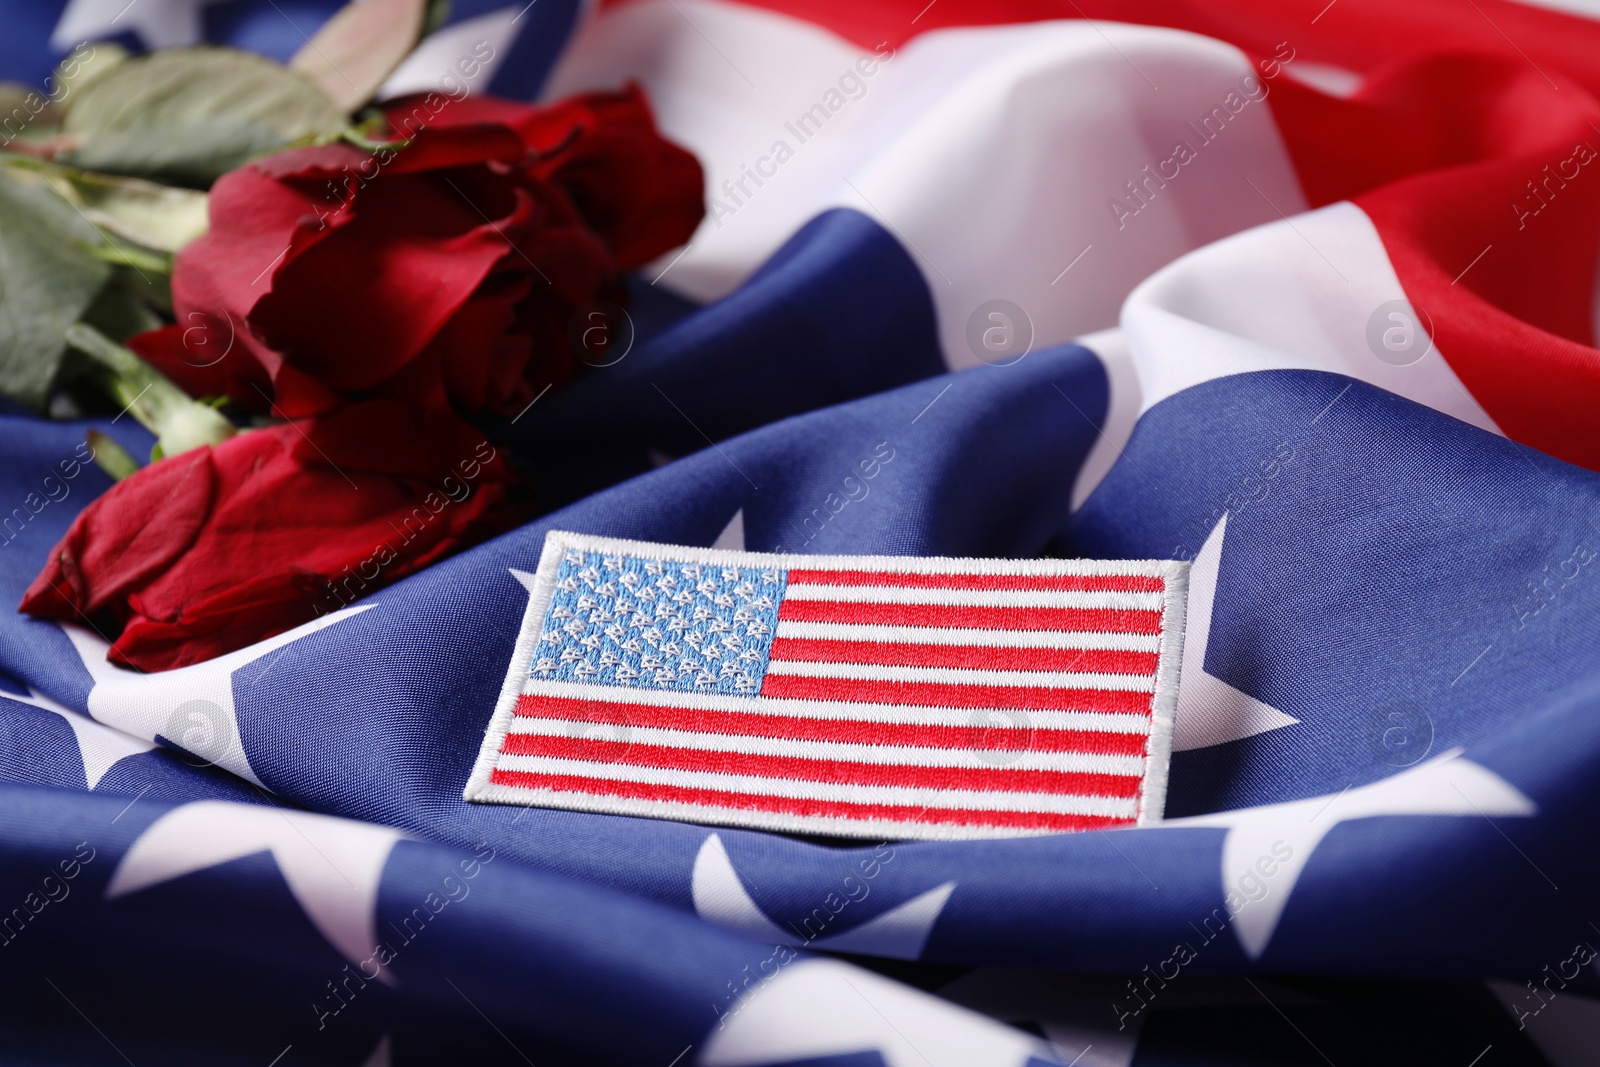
249 167 518 390
19 447 215 637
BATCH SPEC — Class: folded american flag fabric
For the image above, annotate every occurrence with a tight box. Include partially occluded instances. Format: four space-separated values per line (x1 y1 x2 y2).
5 2 1600 1066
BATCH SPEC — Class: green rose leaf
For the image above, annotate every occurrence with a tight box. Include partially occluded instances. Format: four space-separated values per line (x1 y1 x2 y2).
80 266 166 344
290 0 430 113
0 45 127 156
0 81 59 148
59 47 346 187
56 40 130 99
9 158 209 252
0 170 111 410
63 118 286 189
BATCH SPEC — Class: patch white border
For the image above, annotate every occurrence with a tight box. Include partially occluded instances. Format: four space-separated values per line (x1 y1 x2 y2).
465 531 1189 840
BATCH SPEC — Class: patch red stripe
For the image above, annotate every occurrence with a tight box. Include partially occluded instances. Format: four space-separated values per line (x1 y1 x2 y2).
502 733 1144 797
768 637 1160 674
514 695 1152 756
759 674 1153 713
775 600 1163 632
787 569 1165 592
487 767 1130 833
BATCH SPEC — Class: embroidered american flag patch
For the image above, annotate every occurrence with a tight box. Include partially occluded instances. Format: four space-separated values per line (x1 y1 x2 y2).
465 532 1189 840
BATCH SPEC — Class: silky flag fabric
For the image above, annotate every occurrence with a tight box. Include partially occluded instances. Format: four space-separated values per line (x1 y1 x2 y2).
5 2 1600 1067
465 532 1187 839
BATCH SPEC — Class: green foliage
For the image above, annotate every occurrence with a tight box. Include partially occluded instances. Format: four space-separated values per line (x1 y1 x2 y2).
60 47 347 187
0 171 111 409
5 155 207 252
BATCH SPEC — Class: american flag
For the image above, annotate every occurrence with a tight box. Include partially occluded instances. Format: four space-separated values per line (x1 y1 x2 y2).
7 1 1600 1063
466 532 1187 839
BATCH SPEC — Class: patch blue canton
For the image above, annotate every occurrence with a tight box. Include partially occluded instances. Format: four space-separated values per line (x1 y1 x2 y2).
529 548 788 695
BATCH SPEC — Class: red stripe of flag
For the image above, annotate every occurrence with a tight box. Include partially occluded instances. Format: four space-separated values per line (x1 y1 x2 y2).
502 732 1144 797
787 569 1165 592
487 768 1130 833
758 674 1154 713
776 600 1163 632
514 695 1152 756
768 637 1159 674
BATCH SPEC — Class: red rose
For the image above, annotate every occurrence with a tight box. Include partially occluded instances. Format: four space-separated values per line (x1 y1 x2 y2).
416 89 711 270
22 85 703 669
20 405 530 670
130 85 703 421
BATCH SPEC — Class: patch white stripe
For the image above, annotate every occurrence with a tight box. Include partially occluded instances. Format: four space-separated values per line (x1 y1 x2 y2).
468 785 1086 840
508 718 1147 775
781 585 1162 609
763 659 1157 691
492 754 1141 817
773 621 1163 651
518 678 1154 733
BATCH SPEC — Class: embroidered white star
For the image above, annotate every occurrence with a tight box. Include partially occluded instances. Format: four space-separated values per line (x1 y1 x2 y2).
106 800 405 973
1171 513 1300 751
691 834 955 960
532 549 775 693
1165 749 1537 959
59 607 371 788
51 0 228 51
3 686 154 789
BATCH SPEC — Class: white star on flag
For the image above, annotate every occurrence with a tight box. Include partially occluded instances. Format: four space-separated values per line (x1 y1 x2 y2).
1171 513 1300 751
691 833 955 959
51 0 229 51
59 606 370 787
360 1034 392 1066
1168 749 1537 959
107 800 406 973
711 507 746 550
3 686 155 789
938 969 1145 1067
376 6 522 100
701 959 1056 1067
